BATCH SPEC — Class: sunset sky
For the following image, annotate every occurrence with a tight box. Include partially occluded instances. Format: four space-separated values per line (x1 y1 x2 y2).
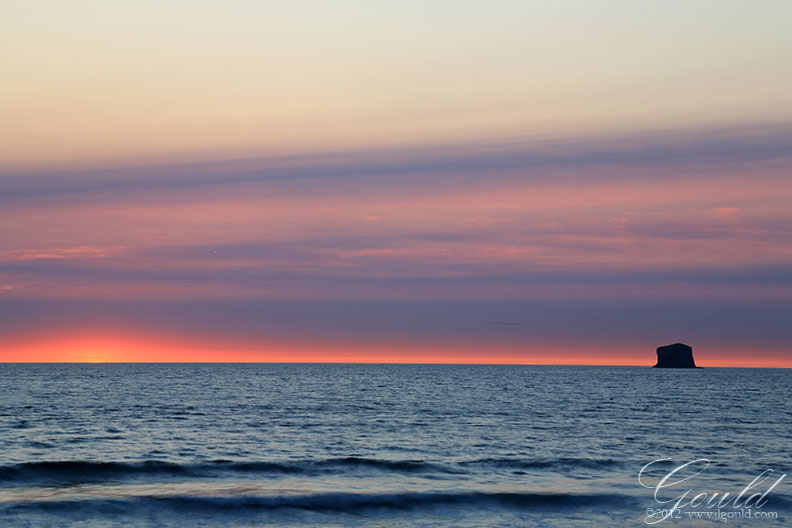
2 1 791 365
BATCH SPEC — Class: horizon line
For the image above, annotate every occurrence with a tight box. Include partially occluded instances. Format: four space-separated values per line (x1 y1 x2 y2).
1 361 788 369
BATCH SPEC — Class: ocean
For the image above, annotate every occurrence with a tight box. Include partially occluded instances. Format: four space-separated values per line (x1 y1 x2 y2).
0 364 789 527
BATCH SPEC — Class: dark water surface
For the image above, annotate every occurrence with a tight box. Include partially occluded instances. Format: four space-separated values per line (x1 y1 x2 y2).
0 364 790 527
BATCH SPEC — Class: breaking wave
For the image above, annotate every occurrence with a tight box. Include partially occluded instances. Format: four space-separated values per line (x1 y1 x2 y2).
0 456 625 486
1 490 642 514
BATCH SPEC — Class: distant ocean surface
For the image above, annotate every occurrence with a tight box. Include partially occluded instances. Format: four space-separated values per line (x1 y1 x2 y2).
1 364 790 527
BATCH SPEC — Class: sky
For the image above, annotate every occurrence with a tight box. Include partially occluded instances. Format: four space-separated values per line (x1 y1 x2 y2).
2 1 791 365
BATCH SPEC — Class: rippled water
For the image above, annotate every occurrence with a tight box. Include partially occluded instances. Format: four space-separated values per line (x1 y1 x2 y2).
1 364 790 527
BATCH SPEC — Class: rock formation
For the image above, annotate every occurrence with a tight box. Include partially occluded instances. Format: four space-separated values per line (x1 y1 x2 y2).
653 343 699 368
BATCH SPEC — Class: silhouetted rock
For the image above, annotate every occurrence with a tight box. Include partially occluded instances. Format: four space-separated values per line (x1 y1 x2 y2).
653 343 699 368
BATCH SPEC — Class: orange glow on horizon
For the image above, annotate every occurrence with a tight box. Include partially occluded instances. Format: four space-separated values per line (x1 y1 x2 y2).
1 332 789 368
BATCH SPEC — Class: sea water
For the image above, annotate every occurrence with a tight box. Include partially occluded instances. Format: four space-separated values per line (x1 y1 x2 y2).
0 364 790 527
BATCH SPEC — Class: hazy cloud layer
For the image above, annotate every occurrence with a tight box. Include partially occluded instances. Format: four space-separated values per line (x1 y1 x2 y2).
2 123 791 358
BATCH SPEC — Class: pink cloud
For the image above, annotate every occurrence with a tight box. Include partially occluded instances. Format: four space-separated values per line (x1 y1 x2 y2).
0 246 116 262
707 206 741 221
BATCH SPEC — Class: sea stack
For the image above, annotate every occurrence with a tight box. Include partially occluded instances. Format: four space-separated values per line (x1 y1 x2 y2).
653 343 698 368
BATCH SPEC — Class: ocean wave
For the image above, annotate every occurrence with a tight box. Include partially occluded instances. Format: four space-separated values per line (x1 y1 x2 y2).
1 490 642 514
0 461 195 484
216 457 455 474
0 458 459 485
0 456 630 486
457 457 624 471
